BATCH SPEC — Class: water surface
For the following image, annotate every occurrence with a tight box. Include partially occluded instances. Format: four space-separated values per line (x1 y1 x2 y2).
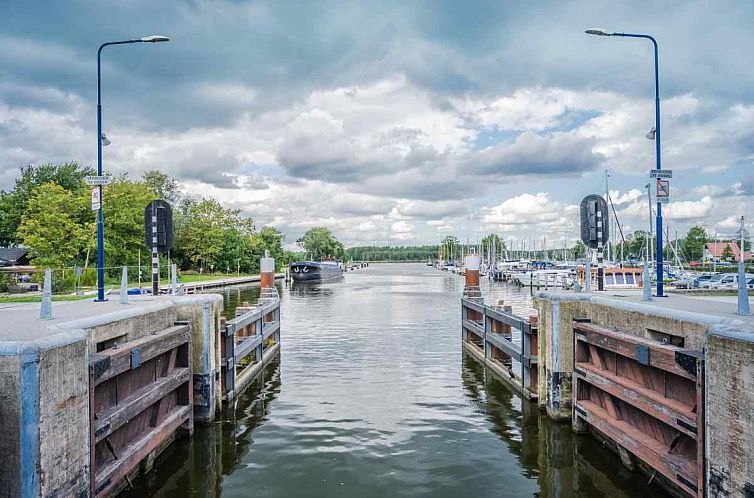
123 263 669 498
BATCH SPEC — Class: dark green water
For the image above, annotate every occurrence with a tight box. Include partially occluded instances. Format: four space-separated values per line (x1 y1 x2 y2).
122 264 669 498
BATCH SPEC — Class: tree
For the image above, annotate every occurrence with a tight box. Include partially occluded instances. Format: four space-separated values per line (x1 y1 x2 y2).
722 243 734 261
181 198 231 271
0 162 94 245
572 240 587 259
296 227 344 261
681 226 707 262
481 233 506 259
17 183 88 268
100 178 156 267
440 235 460 261
142 170 180 204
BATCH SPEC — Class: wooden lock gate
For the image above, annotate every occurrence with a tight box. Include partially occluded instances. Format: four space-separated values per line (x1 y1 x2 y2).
572 319 704 497
461 298 539 399
220 291 281 402
88 323 193 497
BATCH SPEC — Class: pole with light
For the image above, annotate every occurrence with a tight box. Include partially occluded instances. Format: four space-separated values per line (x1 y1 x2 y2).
586 28 665 296
96 35 169 302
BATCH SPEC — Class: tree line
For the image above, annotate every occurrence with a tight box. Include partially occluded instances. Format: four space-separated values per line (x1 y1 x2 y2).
347 245 439 262
0 163 292 276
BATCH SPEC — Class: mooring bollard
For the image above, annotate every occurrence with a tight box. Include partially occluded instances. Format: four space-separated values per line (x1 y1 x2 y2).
584 259 592 293
642 253 652 302
261 250 275 289
120 266 129 305
464 254 480 288
171 263 178 295
40 268 52 320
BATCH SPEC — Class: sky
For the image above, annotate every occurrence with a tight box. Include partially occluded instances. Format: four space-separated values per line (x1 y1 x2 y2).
1 0 753 250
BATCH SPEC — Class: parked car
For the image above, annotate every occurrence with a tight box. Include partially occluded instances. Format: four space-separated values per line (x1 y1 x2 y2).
674 277 694 289
693 274 716 288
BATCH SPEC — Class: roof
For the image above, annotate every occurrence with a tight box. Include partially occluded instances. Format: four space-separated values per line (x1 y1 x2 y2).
0 247 28 264
704 242 751 261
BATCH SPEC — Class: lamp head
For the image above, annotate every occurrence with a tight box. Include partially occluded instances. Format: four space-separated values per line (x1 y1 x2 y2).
140 35 170 43
101 133 111 146
645 126 656 140
585 28 614 37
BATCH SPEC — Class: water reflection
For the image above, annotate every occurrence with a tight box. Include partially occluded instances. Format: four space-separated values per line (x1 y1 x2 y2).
118 265 670 498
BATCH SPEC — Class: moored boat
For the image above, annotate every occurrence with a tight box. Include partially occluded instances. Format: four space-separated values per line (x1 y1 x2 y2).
289 261 343 282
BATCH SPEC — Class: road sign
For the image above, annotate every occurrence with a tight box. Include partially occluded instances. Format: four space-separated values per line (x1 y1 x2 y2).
656 179 670 204
91 188 101 210
144 200 174 253
649 169 672 179
85 175 112 186
580 194 609 249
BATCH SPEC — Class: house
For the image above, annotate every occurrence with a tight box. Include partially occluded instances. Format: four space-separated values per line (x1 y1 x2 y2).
703 241 751 263
0 247 31 267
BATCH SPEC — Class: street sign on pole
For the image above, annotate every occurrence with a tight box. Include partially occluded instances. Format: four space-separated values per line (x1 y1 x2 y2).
85 175 112 186
656 179 670 204
91 188 101 210
649 169 672 179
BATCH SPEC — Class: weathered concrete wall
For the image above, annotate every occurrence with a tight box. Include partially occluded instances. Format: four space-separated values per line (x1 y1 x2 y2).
0 354 21 498
534 297 588 420
0 293 225 497
175 295 224 423
0 330 89 498
707 332 754 498
38 338 89 497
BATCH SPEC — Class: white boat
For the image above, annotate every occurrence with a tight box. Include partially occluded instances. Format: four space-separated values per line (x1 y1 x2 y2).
515 268 574 288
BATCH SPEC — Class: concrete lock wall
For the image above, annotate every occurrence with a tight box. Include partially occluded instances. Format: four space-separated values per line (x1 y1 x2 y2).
534 291 754 497
0 329 89 498
0 294 223 497
706 332 754 498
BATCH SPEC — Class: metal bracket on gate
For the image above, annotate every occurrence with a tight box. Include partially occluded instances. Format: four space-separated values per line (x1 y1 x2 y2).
131 348 142 368
636 344 650 366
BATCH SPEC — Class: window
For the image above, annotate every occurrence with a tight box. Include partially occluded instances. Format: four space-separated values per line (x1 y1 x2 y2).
625 273 636 284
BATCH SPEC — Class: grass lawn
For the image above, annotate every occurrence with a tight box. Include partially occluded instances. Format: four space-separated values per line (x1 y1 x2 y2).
0 294 92 303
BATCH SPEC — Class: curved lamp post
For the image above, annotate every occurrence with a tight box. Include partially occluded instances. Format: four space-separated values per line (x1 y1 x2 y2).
96 35 169 302
585 28 665 297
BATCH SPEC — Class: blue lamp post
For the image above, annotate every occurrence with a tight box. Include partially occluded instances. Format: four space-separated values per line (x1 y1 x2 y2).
96 35 169 302
586 28 665 297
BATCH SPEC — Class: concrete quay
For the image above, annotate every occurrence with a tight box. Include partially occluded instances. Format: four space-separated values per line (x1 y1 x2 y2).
462 254 754 498
0 264 281 498
532 289 754 498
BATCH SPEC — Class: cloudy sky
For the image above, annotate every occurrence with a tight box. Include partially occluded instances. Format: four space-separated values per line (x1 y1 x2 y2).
2 1 753 249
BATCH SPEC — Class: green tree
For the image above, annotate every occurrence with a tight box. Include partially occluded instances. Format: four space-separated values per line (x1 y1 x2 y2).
681 226 707 262
17 183 88 267
142 170 180 204
0 162 94 245
100 178 156 267
181 198 230 271
572 240 587 259
722 243 734 261
440 235 461 261
297 227 344 261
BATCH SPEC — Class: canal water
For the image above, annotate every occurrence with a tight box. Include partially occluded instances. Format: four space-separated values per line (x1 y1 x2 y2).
123 263 669 498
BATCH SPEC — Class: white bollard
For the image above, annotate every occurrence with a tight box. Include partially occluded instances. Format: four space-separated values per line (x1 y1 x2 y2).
171 263 178 295
40 268 52 319
120 266 129 305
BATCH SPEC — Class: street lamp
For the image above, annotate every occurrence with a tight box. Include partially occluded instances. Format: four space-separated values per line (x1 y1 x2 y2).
586 28 665 296
96 35 169 301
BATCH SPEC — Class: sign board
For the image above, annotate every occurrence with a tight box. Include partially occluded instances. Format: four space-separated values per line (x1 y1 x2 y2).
144 200 174 253
580 194 609 249
656 179 670 204
649 169 672 179
91 188 101 211
85 175 112 186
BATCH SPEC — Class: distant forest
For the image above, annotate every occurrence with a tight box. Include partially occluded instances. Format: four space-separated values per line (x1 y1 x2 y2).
346 245 439 262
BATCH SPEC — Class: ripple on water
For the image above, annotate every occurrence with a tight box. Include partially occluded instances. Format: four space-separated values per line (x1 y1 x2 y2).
120 264 672 498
